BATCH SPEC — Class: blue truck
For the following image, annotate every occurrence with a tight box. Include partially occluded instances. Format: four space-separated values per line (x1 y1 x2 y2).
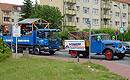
0 18 61 55
0 29 61 55
67 32 126 60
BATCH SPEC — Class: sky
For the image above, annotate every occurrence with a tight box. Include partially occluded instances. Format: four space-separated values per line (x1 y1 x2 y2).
0 0 39 5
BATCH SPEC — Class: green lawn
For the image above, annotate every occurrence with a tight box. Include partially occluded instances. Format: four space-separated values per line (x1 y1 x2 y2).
0 57 126 80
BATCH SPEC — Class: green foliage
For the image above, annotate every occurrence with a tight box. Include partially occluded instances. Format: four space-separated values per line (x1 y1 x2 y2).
60 27 76 41
80 28 130 41
29 5 63 29
0 39 12 62
19 0 33 21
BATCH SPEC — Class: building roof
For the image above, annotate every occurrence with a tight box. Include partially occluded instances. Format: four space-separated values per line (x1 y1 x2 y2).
0 3 22 11
114 0 130 4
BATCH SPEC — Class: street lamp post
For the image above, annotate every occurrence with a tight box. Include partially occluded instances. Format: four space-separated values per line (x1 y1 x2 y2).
114 5 123 41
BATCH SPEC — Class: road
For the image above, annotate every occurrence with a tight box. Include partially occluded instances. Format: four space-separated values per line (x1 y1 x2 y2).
33 49 130 67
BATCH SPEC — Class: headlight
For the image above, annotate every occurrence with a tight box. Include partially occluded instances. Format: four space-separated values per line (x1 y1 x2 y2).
118 43 122 48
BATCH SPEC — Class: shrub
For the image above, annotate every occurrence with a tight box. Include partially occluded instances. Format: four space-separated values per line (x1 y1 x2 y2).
0 38 12 62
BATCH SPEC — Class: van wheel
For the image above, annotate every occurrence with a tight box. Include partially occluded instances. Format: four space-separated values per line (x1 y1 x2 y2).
34 46 41 55
105 50 114 60
70 50 77 58
117 54 125 59
49 51 55 55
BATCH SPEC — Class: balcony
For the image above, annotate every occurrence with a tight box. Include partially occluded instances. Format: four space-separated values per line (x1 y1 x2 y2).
65 21 77 27
101 23 111 28
3 14 11 17
64 0 76 4
65 9 76 15
3 21 11 24
102 14 111 19
101 3 111 9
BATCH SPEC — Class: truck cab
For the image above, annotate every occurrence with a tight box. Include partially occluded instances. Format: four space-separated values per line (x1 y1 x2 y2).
91 34 126 60
34 29 61 54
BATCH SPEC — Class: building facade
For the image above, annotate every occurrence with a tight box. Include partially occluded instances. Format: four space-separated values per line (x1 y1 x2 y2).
40 0 130 30
0 3 22 27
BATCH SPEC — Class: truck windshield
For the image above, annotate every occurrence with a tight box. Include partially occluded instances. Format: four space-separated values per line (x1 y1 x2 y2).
37 31 45 39
45 32 59 39
101 35 110 40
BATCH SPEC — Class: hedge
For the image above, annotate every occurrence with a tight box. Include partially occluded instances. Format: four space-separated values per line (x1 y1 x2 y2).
0 38 12 62
60 28 130 42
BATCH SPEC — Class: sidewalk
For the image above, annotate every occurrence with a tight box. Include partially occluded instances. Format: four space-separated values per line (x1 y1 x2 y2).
30 55 130 79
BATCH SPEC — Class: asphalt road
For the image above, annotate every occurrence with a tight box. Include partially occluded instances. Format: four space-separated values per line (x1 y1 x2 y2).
33 49 130 67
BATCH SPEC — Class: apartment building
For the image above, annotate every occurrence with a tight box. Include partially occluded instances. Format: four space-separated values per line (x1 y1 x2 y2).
0 3 22 27
40 0 130 30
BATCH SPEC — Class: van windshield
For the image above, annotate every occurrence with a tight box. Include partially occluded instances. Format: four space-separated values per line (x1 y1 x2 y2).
101 35 110 40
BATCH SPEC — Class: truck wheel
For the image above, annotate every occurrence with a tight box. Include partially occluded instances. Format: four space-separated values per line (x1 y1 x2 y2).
70 50 77 58
49 51 55 55
11 45 16 53
34 46 41 55
105 50 114 60
117 54 125 59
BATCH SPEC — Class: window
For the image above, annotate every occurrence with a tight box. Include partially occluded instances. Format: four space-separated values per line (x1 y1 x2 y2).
76 17 79 23
122 22 126 27
68 17 72 22
93 19 98 25
122 13 126 18
83 18 89 24
92 36 97 41
93 9 98 15
83 0 89 3
115 21 119 27
83 7 89 14
76 6 79 11
67 5 72 10
93 0 98 4
17 7 21 10
4 12 9 15
12 12 14 16
17 13 21 17
12 19 14 22
4 17 10 21
115 12 119 17
122 4 126 9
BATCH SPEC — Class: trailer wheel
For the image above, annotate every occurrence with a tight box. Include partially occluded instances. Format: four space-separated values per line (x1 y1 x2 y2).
105 50 114 60
11 45 16 53
117 54 125 59
34 46 41 55
70 50 77 58
49 51 55 55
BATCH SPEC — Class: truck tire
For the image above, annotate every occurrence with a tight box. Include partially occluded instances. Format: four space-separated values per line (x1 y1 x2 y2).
11 45 16 53
117 54 125 59
49 51 55 55
105 50 114 60
70 50 77 58
34 46 41 55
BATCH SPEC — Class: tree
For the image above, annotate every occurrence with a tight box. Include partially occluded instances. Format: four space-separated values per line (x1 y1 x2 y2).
19 0 33 21
29 5 63 29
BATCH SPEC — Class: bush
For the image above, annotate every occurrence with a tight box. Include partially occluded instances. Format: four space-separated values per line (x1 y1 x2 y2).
0 38 12 62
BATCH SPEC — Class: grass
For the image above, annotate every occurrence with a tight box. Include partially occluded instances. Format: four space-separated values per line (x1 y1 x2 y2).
0 57 126 80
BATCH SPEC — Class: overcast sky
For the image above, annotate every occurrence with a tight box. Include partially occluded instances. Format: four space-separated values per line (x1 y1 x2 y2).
0 0 39 5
